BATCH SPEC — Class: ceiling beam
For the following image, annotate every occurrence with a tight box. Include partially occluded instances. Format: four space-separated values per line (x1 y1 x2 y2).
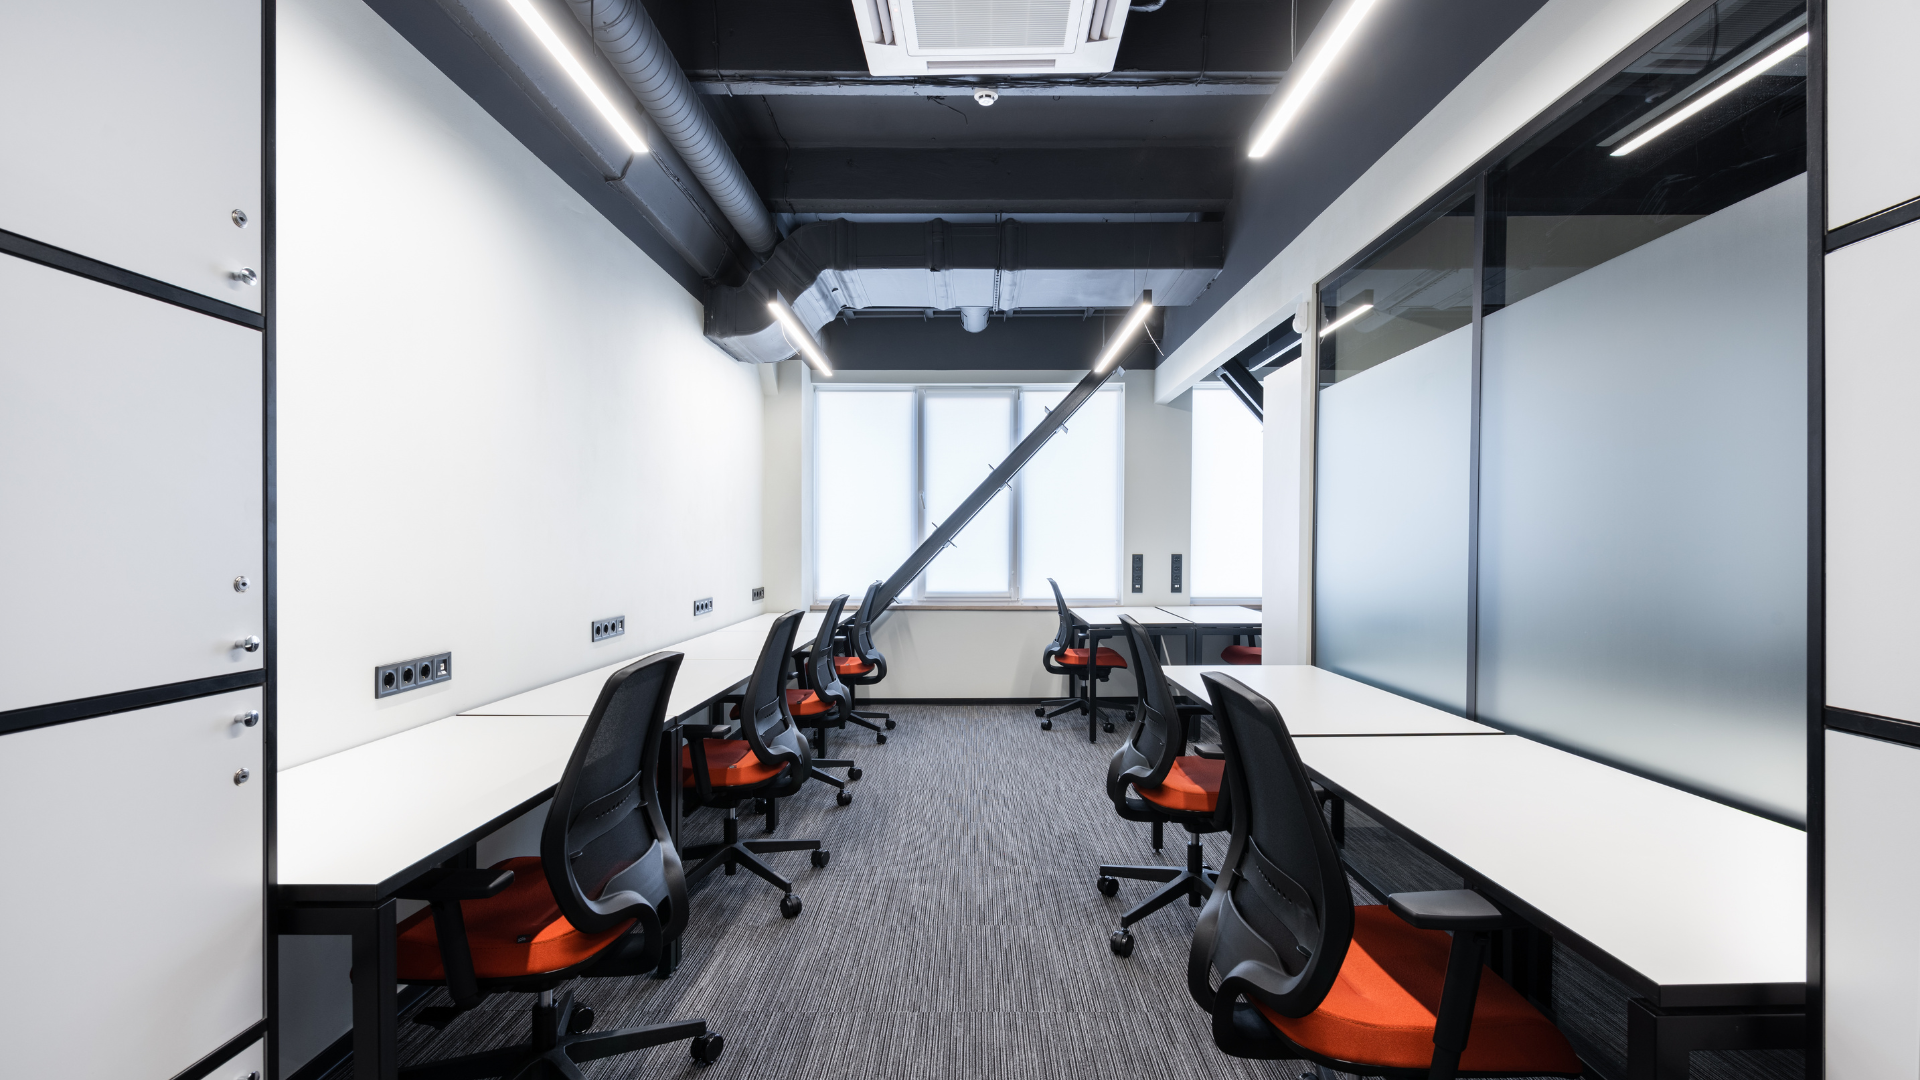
749 147 1236 214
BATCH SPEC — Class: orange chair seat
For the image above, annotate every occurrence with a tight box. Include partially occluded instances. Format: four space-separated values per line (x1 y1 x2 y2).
1059 646 1127 668
728 689 831 720
1221 645 1262 665
834 656 875 675
396 857 634 982
1254 905 1582 1074
681 738 784 788
1135 755 1223 813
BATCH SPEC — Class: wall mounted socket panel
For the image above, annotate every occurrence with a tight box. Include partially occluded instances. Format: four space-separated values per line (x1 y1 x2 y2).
1131 554 1143 593
1170 553 1183 593
375 651 452 699
693 597 714 616
592 615 625 642
752 587 765 601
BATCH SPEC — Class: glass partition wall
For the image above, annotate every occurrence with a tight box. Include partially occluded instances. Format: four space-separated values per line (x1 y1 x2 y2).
1312 0 1809 823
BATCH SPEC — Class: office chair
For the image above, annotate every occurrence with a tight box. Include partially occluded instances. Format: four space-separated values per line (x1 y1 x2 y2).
1189 673 1583 1080
1037 577 1129 737
1099 615 1229 958
797 593 889 750
686 609 838 918
831 580 896 738
392 651 724 1075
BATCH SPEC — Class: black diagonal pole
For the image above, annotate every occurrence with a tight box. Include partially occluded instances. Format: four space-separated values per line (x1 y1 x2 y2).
1217 357 1265 421
872 362 1124 616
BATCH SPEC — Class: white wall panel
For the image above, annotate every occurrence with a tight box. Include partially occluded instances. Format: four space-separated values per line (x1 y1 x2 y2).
1826 221 1920 722
0 0 262 310
275 0 764 768
0 257 263 712
1825 730 1920 1079
1828 0 1920 226
0 690 263 1080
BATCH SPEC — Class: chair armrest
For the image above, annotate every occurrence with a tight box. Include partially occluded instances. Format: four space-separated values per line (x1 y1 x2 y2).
1386 889 1513 932
1176 703 1213 717
395 867 515 903
1190 741 1225 760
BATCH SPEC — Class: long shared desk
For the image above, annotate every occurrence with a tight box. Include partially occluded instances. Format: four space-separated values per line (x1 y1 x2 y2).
1063 605 1263 742
276 611 820 1080
1163 664 1806 1080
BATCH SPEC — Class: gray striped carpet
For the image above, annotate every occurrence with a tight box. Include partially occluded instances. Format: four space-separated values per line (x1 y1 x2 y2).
395 704 1799 1080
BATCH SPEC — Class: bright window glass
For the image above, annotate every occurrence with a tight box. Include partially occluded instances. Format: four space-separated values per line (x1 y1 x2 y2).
921 391 1014 595
813 390 915 599
1189 385 1263 600
1019 387 1122 601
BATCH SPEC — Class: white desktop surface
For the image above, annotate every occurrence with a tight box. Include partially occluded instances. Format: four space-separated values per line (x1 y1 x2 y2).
278 715 586 892
460 656 751 718
1070 605 1194 625
1168 604 1263 624
1299 734 1805 998
1163 665 1496 736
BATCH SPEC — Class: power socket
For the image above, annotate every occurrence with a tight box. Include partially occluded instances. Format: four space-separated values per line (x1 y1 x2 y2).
752 587 765 601
592 615 625 642
693 597 714 616
375 651 452 699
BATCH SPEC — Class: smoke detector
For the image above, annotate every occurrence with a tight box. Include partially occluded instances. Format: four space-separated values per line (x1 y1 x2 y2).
851 0 1133 76
973 88 999 106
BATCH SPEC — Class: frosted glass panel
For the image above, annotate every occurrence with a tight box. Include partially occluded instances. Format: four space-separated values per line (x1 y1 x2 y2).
1314 325 1471 712
923 391 1013 595
814 391 915 600
1019 387 1121 600
1190 385 1263 599
1478 175 1806 823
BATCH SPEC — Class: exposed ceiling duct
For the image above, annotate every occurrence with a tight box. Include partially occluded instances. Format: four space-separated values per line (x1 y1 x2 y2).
563 0 780 255
705 218 1224 363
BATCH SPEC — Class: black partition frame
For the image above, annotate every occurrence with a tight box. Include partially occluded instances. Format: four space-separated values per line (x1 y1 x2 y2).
1303 0 1825 1070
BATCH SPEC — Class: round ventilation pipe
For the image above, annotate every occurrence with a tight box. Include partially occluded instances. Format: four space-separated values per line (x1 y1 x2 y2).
960 306 991 333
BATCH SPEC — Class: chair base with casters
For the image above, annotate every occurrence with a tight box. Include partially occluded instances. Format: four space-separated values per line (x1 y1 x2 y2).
1099 821 1218 958
1099 750 1224 957
1037 646 1131 736
402 988 721 1079
682 806 828 920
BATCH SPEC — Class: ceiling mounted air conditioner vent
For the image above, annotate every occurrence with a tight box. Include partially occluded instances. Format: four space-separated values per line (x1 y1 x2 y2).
852 0 1131 75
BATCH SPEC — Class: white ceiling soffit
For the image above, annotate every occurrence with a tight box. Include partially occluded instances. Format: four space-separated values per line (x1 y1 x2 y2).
1153 0 1695 404
851 0 1132 76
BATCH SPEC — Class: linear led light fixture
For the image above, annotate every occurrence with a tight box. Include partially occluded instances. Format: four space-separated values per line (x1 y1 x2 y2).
1248 0 1380 158
1094 291 1154 373
506 0 649 154
1318 302 1373 338
1610 31 1808 157
768 298 833 376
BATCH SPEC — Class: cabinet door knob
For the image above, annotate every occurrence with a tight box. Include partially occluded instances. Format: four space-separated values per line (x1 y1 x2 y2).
230 267 258 285
234 710 260 728
236 635 261 653
234 768 251 785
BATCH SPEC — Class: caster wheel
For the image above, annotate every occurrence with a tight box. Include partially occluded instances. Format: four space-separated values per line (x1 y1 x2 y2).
690 1032 725 1065
811 849 831 869
1103 721 1115 733
567 1005 595 1034
847 766 864 782
1097 876 1119 897
1040 719 1053 731
780 893 803 919
1035 707 1046 717
1109 930 1135 958
836 790 854 806
885 719 897 730
1126 710 1135 722
876 732 888 745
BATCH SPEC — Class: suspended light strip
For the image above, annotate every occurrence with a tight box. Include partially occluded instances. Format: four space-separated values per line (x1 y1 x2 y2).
1317 302 1373 338
1610 32 1808 157
1095 293 1154 373
767 299 833 376
506 0 649 154
1248 0 1380 158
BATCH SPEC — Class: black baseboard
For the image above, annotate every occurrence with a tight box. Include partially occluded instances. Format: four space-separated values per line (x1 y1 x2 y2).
285 985 432 1080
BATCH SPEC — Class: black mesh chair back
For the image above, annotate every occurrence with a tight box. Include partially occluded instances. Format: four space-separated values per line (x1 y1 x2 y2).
1043 577 1075 659
1191 672 1352 1019
806 594 852 708
1106 615 1181 801
847 581 886 676
738 608 812 771
539 651 687 952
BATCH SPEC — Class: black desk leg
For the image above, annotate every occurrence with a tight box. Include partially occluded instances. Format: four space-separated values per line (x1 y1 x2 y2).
1086 627 1102 743
282 901 399 1080
1626 999 1805 1080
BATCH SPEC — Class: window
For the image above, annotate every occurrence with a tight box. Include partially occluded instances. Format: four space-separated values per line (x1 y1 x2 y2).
812 384 1123 603
1189 384 1263 600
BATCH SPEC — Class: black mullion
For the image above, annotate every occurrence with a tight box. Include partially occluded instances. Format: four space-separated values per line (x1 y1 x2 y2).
0 670 266 737
0 228 265 330
261 0 282 1072
1804 0 1827 1075
1467 174 1487 723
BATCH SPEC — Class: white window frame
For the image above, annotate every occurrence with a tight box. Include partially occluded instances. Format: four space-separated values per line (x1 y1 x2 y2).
810 382 1125 605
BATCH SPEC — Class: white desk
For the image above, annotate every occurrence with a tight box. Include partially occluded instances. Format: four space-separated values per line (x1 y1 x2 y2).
461 656 751 718
1165 604 1263 625
1068 605 1194 626
1162 665 1496 736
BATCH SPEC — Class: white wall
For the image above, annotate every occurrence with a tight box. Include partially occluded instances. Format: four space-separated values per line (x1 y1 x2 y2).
1261 349 1313 664
276 0 764 770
